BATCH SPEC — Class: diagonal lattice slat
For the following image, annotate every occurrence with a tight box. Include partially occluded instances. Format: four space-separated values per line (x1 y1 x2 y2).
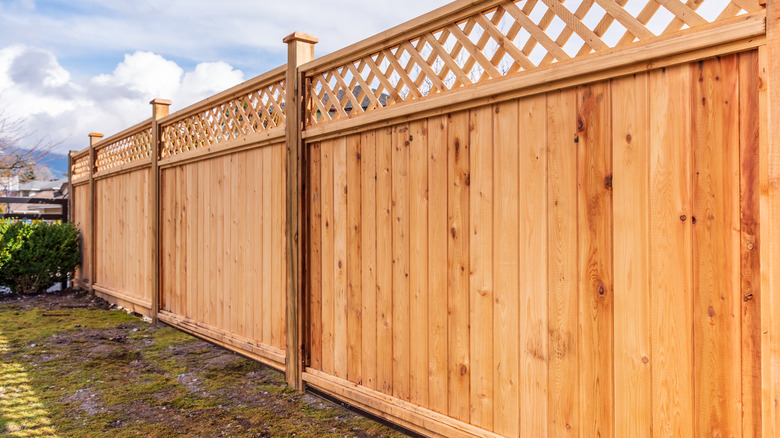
160 77 286 158
94 127 153 173
307 0 763 126
71 154 90 180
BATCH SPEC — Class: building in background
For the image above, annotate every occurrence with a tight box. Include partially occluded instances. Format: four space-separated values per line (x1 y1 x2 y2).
4 178 68 215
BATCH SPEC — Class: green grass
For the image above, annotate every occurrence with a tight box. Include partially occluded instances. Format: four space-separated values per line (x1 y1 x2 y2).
0 291 406 437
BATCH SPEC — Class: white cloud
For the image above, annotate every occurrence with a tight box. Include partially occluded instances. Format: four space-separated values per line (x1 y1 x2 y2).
0 46 245 153
93 52 183 98
178 61 245 106
0 0 451 75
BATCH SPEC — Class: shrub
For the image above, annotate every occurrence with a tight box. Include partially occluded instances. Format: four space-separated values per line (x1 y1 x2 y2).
0 221 80 294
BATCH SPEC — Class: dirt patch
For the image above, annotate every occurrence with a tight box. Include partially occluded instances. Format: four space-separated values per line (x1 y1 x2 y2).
0 290 407 437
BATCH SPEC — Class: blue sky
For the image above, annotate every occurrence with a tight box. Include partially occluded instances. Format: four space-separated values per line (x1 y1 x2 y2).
0 0 449 154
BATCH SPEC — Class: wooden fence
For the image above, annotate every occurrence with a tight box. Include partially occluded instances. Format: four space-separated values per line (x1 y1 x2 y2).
69 0 780 436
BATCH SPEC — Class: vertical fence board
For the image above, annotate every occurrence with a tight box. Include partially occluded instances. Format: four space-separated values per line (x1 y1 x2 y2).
576 82 614 438
216 156 227 329
493 100 520 437
376 127 394 395
187 164 197 319
228 154 239 335
649 63 694 438
360 132 377 390
333 137 348 378
320 140 336 375
263 147 274 345
162 170 173 310
238 152 249 336
546 88 579 437
273 149 282 344
347 134 363 385
409 120 429 407
204 160 215 325
277 144 288 349
392 124 411 402
447 111 470 422
611 72 652 438
194 165 202 319
427 115 449 415
247 153 258 341
692 55 742 438
309 142 323 370
174 167 182 315
143 170 151 302
468 106 493 431
518 93 549 438
738 49 762 438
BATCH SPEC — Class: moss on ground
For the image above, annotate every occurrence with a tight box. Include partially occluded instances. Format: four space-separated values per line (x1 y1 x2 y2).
0 291 406 437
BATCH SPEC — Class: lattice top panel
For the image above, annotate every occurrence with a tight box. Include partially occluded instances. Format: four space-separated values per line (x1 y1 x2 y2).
306 0 762 125
71 153 90 181
94 127 153 173
160 76 286 158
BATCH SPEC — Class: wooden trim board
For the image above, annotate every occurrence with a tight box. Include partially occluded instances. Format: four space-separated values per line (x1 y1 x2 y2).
158 311 286 370
303 369 504 438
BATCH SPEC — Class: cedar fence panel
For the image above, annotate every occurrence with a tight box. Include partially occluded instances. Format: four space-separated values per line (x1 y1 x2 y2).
67 0 780 436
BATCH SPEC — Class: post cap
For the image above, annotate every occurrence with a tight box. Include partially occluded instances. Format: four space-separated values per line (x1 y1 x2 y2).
88 133 104 138
283 32 318 44
149 98 172 106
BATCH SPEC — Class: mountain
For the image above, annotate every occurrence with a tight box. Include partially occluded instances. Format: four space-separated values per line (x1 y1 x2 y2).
42 151 69 178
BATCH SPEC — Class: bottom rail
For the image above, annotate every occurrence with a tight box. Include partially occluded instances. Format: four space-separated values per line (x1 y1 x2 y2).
303 368 501 438
157 310 286 371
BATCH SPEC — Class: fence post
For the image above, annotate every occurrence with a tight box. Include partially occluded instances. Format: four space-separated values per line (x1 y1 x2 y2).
762 0 780 434
87 133 103 295
150 98 172 324
67 151 74 222
284 31 317 390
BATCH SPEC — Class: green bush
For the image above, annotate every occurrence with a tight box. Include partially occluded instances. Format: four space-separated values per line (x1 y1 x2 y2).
0 221 80 294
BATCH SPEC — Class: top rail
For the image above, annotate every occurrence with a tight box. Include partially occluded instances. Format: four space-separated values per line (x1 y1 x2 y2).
301 0 765 127
158 65 287 159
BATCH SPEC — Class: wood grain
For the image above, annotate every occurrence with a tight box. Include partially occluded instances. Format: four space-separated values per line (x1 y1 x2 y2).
360 131 378 390
518 93 548 438
308 143 323 370
492 99 520 436
547 88 579 437
468 105 493 430
347 134 363 384
446 111 471 422
376 127 394 395
611 72 652 438
649 63 694 438
408 120 429 407
738 49 761 438
692 55 741 438
391 124 411 402
427 115 449 415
